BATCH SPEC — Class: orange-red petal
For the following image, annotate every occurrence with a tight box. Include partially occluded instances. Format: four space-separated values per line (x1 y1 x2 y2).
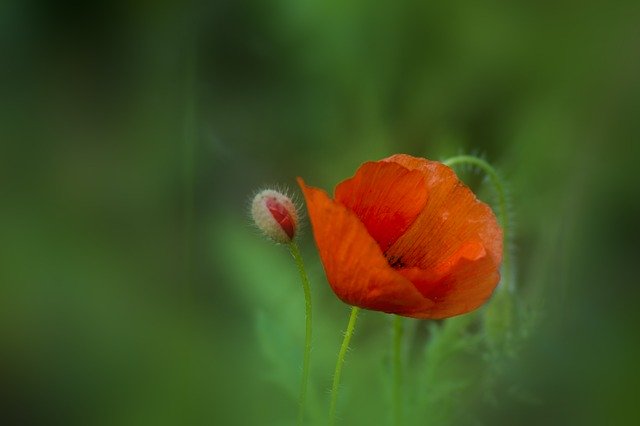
297 177 433 314
334 161 428 252
378 154 503 317
383 154 503 270
395 241 499 318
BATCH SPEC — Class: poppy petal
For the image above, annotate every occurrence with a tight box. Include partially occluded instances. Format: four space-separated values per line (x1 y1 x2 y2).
383 154 503 271
395 240 499 318
397 252 500 319
334 161 428 251
297 177 433 314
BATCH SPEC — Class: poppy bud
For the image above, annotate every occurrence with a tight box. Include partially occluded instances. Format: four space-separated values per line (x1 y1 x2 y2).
252 189 298 244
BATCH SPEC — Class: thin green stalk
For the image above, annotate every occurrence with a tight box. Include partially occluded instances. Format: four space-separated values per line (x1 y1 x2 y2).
442 155 513 291
393 315 404 426
289 241 313 426
329 306 360 426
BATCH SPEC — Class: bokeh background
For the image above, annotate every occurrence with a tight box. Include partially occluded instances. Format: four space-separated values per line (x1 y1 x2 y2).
2 0 639 425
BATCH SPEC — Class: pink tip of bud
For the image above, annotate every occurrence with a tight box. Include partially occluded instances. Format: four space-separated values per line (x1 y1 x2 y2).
252 189 298 244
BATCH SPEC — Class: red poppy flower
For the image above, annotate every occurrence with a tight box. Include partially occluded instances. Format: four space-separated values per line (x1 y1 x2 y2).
297 154 503 319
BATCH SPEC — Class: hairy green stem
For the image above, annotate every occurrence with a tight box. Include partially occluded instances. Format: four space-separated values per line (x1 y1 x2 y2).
393 315 404 426
442 155 513 291
289 241 313 426
329 306 360 426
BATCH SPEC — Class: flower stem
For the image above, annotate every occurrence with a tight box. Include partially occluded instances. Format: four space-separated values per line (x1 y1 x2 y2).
329 306 360 426
289 241 313 426
442 155 513 291
393 315 404 426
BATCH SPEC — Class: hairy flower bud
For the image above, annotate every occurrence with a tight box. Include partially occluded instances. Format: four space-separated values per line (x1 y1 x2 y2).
252 189 298 244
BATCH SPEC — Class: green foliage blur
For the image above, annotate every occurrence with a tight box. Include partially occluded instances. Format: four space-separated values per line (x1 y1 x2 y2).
2 0 639 425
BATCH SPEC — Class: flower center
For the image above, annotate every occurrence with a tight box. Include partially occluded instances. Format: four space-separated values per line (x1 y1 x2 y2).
386 254 405 269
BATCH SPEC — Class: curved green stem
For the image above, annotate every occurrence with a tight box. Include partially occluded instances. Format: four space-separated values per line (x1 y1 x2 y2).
289 241 313 426
329 306 360 426
393 315 404 426
442 155 513 291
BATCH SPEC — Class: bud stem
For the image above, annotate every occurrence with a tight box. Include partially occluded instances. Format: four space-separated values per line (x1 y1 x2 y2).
289 241 313 426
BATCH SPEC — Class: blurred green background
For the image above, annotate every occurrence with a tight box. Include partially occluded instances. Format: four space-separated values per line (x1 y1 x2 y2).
2 0 639 425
